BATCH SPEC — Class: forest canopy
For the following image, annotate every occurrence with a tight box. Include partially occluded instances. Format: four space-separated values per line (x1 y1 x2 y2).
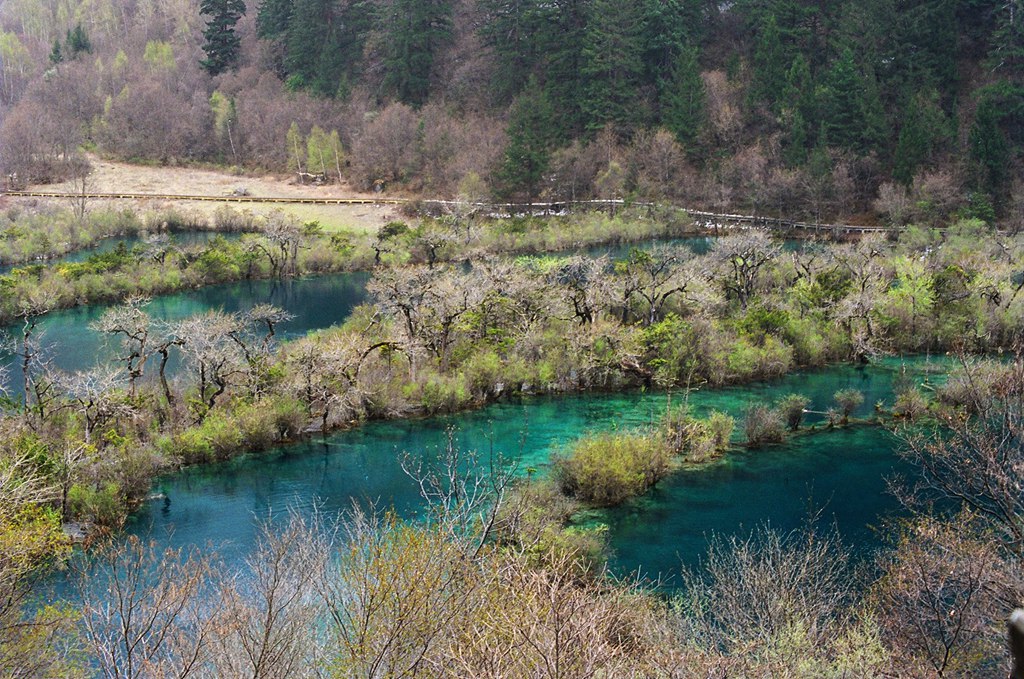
1 0 1024 224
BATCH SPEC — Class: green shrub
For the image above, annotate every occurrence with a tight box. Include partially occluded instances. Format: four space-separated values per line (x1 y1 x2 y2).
778 394 811 431
271 397 307 439
893 389 928 420
744 405 786 447
555 432 670 506
169 428 215 464
706 411 735 449
67 482 123 526
419 374 472 413
660 406 731 462
234 403 278 450
833 389 865 423
461 350 504 396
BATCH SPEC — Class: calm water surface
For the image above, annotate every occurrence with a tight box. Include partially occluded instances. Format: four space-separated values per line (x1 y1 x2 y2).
2 272 370 394
120 357 942 585
5 234 786 393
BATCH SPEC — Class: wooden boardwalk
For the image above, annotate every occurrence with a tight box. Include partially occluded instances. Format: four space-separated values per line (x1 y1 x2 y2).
4 190 891 234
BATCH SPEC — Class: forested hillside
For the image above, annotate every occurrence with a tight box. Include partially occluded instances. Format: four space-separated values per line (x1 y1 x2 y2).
2 0 1023 226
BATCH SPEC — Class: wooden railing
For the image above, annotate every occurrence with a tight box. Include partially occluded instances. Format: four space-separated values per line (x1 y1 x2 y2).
4 190 893 234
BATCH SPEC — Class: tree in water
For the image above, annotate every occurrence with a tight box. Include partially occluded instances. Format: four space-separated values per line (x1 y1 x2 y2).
200 0 246 76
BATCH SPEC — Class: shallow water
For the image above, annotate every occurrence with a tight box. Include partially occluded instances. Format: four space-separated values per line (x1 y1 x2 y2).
5 233 812 397
0 231 244 275
113 357 941 587
1 271 370 396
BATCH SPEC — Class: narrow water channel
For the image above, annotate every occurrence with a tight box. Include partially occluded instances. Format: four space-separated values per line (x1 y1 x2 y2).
117 357 939 587
4 235 748 395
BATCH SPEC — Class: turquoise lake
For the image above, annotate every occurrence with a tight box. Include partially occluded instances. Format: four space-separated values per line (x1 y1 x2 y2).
121 357 941 585
4 234 755 395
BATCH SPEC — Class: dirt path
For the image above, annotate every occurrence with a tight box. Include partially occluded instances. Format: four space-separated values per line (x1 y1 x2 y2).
20 157 403 233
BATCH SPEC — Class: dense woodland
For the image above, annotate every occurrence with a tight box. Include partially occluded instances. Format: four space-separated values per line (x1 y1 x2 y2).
2 0 1024 225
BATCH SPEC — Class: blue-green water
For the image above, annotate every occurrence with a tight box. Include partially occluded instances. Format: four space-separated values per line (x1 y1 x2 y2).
1 272 369 396
0 231 244 275
3 234 778 394
119 357 939 585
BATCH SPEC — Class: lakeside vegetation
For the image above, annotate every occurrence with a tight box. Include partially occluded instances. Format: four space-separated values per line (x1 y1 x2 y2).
2 0 1024 673
1 208 1023 673
0 203 699 325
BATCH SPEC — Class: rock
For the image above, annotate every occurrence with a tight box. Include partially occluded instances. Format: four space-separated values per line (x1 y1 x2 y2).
63 521 95 544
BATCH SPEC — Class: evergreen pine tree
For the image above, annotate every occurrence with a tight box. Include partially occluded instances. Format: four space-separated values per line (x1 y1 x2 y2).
893 89 950 185
496 82 556 204
896 0 958 93
382 0 452 106
783 109 808 166
283 0 328 87
256 0 293 38
970 98 1010 196
783 54 815 123
479 0 547 102
820 48 861 149
200 0 246 76
991 0 1024 77
580 0 646 135
48 38 63 65
780 54 814 164
641 0 705 88
66 24 91 57
538 0 589 140
820 47 887 154
749 15 787 113
859 63 888 154
662 46 704 149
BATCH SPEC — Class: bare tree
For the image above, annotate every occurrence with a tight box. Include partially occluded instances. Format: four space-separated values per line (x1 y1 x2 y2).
710 231 782 310
92 296 153 399
550 255 610 326
613 246 705 326
210 516 326 678
54 367 133 444
401 426 516 556
174 311 246 419
370 265 483 370
679 522 853 652
229 304 294 398
246 213 304 278
67 154 95 224
0 448 76 678
78 537 217 679
900 353 1024 555
14 291 57 415
873 512 1018 676
315 507 478 678
446 550 643 679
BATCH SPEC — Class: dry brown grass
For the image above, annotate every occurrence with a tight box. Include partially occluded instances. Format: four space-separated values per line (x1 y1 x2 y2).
24 156 402 234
